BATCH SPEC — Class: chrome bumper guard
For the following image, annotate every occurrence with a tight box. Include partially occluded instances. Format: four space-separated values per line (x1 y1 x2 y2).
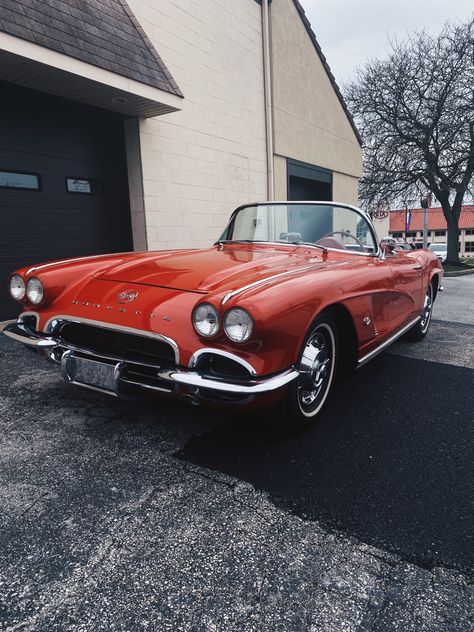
0 318 298 396
159 367 298 394
0 319 59 348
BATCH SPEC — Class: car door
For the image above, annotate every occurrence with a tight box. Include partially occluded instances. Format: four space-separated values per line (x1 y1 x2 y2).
386 250 424 331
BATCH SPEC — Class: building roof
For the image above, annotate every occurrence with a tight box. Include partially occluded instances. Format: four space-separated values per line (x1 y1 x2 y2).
0 0 182 97
389 206 474 232
291 0 362 147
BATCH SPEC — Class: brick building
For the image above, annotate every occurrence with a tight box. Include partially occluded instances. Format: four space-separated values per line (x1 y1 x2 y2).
0 0 362 316
388 206 474 258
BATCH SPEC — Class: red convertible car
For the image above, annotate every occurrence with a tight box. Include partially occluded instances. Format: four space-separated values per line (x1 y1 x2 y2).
1 202 443 430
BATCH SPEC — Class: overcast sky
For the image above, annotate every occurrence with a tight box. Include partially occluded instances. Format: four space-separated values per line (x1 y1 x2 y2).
302 0 473 87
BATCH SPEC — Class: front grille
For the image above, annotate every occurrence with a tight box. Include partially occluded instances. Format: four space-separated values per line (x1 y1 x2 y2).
58 322 176 366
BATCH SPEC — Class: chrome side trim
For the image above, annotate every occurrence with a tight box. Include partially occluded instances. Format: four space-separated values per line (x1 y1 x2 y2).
357 317 420 367
44 314 180 364
222 264 317 305
189 348 257 376
158 367 299 394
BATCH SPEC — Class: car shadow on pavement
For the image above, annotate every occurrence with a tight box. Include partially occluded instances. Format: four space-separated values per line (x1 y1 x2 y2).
177 353 474 576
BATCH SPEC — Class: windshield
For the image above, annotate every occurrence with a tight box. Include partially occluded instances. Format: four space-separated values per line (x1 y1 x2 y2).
429 244 446 251
222 203 377 254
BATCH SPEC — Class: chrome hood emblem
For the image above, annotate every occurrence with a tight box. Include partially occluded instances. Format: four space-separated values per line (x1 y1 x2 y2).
117 289 139 303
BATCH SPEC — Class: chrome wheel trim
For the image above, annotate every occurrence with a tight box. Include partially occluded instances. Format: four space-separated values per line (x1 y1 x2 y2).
419 285 433 334
296 323 336 418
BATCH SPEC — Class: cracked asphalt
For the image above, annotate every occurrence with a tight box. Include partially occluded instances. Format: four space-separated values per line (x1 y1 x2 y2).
0 276 473 631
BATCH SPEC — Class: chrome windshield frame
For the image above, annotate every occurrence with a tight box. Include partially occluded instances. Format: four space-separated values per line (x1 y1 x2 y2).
221 201 380 258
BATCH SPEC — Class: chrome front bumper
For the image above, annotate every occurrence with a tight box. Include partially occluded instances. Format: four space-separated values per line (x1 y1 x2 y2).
0 318 298 397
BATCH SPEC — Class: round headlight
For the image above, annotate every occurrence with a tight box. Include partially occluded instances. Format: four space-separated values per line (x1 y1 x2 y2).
9 275 26 301
224 308 254 343
26 277 44 305
192 303 220 337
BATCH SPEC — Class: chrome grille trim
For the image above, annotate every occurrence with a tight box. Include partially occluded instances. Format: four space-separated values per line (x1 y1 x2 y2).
43 315 180 365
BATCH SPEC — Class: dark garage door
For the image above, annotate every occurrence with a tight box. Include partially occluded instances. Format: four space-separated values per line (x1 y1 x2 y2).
0 82 133 318
288 159 333 202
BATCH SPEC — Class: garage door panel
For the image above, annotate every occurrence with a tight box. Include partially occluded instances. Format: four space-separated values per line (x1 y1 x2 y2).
0 82 133 318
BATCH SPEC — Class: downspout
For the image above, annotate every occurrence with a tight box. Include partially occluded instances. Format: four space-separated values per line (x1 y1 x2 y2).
261 0 275 200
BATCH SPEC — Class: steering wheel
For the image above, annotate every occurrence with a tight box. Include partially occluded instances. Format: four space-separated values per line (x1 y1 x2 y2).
318 231 366 250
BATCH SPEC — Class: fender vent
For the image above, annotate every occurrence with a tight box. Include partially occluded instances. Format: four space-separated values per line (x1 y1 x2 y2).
194 353 252 379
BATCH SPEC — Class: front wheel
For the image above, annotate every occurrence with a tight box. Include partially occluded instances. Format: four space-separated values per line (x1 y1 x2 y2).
405 283 434 341
281 314 337 432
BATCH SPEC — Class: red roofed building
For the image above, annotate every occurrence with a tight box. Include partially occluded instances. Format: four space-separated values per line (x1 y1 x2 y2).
389 206 474 258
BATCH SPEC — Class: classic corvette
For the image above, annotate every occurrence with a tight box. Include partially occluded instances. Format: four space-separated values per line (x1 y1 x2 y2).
1 202 443 430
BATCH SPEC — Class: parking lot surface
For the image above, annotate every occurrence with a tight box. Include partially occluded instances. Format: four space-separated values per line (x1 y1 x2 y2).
0 276 473 631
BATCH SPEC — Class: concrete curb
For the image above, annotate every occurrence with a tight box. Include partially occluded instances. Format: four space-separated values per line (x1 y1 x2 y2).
444 268 474 277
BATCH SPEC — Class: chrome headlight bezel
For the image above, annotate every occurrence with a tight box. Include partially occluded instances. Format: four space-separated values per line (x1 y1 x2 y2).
9 274 26 301
26 277 44 305
223 307 254 343
192 303 221 338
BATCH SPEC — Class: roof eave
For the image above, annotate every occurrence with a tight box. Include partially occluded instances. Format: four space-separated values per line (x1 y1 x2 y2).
0 32 182 118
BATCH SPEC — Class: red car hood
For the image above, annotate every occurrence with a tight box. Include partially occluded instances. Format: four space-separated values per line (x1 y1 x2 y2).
93 245 327 293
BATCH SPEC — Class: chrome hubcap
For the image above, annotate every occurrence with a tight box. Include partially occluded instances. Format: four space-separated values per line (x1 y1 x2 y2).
420 286 433 332
298 328 333 410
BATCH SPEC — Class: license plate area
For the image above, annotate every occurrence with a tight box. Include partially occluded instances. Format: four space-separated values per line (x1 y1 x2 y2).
61 352 119 395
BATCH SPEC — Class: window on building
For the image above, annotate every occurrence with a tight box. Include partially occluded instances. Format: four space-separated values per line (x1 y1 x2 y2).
465 241 474 252
406 231 417 238
434 230 446 236
391 232 403 238
0 170 40 190
466 229 474 235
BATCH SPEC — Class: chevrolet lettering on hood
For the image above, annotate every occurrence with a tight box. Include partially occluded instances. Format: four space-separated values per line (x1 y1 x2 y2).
0 202 443 433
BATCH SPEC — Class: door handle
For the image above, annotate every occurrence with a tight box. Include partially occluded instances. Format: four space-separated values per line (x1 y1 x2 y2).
413 264 423 270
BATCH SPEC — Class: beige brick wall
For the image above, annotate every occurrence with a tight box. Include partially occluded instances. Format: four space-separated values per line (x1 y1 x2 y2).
126 0 268 250
332 172 359 205
270 0 362 205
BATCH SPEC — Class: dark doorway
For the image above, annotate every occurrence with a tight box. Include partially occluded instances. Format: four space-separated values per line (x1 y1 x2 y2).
0 82 133 318
289 175 332 201
287 159 332 202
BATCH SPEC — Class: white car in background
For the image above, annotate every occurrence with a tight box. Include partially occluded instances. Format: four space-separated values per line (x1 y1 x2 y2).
429 243 448 262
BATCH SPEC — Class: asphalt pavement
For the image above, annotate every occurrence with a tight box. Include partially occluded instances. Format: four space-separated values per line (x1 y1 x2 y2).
0 276 473 631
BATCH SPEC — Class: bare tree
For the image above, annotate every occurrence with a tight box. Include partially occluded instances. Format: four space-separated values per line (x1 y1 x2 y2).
345 18 474 264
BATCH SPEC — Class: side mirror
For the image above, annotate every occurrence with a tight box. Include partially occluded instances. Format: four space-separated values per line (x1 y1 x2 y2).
379 241 395 260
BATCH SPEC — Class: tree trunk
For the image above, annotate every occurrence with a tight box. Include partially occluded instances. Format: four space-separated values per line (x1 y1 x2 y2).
443 205 461 265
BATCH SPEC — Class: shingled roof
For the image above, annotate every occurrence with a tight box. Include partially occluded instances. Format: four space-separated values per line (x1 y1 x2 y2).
0 0 182 97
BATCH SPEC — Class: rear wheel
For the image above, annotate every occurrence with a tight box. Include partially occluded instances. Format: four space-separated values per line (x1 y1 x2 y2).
281 314 337 432
405 282 434 341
